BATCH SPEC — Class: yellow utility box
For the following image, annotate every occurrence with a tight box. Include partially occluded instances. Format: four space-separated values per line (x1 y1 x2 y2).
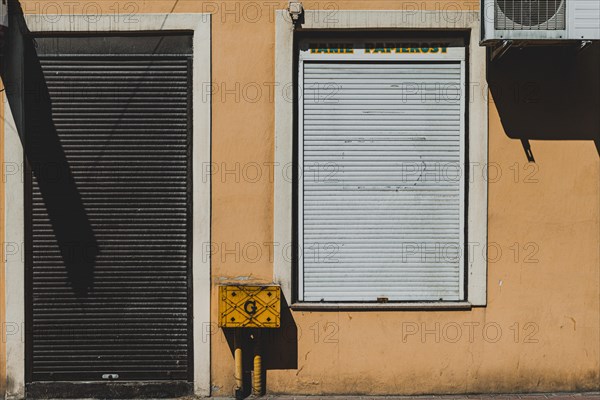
218 285 281 328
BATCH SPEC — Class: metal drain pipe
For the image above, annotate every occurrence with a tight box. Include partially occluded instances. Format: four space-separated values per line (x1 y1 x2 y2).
252 330 263 396
234 330 244 399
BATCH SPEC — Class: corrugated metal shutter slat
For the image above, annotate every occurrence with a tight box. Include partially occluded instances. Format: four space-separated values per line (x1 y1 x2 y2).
300 62 465 302
27 57 192 382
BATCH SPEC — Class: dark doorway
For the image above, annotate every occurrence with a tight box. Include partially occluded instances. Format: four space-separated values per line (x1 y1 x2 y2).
24 34 194 397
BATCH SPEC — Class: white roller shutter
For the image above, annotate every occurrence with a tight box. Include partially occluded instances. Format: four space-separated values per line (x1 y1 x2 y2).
299 43 466 302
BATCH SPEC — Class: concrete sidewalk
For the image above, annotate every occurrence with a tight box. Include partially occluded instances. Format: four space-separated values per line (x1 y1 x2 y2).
212 394 600 400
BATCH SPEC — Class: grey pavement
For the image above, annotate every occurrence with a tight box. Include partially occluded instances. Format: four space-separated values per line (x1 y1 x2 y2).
211 393 600 400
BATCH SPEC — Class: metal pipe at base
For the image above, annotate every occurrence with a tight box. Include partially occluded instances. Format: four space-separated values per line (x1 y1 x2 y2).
252 353 262 395
234 330 243 399
252 330 263 396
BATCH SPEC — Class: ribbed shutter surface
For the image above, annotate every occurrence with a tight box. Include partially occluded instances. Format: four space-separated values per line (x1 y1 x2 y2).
301 62 464 302
27 57 192 381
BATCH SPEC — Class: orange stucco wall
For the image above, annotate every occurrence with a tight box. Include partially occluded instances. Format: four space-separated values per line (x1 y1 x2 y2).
2 0 599 396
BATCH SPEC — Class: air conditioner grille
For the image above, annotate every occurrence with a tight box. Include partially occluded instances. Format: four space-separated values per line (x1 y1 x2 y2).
495 0 566 30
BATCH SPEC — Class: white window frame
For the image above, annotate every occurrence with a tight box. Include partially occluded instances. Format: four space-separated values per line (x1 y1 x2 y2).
274 10 488 309
3 13 211 398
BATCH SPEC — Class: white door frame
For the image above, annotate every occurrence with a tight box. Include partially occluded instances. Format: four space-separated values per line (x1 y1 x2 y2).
3 13 211 399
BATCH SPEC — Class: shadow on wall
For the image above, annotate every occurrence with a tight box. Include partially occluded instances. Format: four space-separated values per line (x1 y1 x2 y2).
222 296 298 398
2 0 98 295
488 42 600 160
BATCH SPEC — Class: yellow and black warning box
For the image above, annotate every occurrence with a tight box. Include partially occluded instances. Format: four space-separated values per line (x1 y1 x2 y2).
218 285 281 328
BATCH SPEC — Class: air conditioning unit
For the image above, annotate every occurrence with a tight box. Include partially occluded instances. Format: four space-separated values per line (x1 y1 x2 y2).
481 0 600 44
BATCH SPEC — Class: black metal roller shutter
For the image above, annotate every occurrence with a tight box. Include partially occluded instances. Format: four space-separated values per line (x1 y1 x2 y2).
25 35 193 382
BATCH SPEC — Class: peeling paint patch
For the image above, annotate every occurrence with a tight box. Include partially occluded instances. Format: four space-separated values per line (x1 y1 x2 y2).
565 316 577 331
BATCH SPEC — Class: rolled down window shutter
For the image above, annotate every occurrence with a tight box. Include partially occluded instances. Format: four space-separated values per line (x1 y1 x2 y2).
26 36 193 382
300 61 465 302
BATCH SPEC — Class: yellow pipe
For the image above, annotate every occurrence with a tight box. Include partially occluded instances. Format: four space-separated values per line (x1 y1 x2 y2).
252 330 262 396
234 331 243 396
234 347 243 391
252 352 262 395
